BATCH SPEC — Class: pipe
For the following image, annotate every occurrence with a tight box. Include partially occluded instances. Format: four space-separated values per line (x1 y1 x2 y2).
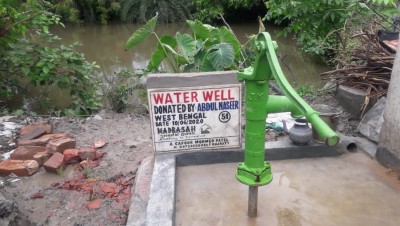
265 95 303 118
248 186 258 217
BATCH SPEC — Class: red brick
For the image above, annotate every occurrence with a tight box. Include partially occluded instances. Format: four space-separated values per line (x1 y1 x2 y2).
79 160 99 168
94 151 105 160
63 149 79 164
46 138 76 154
78 147 96 160
30 192 44 199
0 160 39 176
43 152 64 173
11 146 45 160
40 133 70 139
19 128 46 141
93 140 106 148
20 124 52 135
33 151 51 166
86 199 102 210
18 133 70 146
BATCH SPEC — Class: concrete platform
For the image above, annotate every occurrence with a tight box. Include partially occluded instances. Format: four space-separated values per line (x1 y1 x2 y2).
175 152 400 226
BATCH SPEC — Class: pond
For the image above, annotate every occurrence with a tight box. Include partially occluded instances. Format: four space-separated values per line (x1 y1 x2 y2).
51 22 330 87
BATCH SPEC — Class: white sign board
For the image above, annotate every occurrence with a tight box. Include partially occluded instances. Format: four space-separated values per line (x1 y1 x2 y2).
148 84 241 152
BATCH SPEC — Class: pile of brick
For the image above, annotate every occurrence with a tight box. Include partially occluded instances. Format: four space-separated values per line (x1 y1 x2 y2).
0 124 105 176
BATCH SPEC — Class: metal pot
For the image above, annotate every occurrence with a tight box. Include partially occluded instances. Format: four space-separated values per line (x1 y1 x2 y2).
283 119 312 145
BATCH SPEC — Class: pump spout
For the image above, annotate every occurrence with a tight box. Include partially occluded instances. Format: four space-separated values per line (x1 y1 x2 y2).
257 32 339 146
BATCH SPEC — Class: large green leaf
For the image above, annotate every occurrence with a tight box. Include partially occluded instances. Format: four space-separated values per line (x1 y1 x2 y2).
175 32 196 62
209 27 220 41
206 43 234 71
157 35 177 49
186 20 210 40
161 43 189 65
205 27 220 46
147 49 166 71
125 13 158 50
219 27 240 58
200 57 215 72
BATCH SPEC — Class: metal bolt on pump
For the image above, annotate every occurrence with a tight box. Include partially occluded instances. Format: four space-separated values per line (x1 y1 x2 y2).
236 32 339 217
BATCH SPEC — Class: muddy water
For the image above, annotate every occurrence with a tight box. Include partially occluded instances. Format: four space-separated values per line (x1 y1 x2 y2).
51 22 330 86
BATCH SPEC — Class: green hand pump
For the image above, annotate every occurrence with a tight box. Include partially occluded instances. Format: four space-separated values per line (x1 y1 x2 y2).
236 32 339 217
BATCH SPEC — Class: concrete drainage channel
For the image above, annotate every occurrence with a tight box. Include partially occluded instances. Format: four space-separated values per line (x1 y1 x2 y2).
126 140 346 226
127 137 400 226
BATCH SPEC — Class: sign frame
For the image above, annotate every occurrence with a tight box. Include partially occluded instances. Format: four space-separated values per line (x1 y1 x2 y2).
148 84 242 153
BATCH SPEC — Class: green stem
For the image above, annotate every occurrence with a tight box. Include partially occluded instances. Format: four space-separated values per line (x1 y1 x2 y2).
153 32 179 73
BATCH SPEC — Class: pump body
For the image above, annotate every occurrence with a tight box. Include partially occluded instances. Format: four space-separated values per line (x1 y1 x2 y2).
236 32 339 187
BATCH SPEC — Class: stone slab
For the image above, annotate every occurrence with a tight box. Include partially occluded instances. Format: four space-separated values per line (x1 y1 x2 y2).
145 154 176 226
126 155 155 226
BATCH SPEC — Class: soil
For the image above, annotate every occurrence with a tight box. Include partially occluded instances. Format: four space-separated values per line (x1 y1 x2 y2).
0 94 360 226
0 110 153 225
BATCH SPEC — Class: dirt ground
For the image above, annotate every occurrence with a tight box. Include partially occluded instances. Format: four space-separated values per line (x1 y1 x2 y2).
0 110 153 225
0 94 359 226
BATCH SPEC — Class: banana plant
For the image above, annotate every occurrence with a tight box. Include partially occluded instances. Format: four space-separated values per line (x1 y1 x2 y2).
125 13 253 73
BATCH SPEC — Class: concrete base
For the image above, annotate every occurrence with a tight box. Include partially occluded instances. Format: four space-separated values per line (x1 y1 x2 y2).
127 156 154 226
126 138 399 226
340 134 377 159
176 153 400 226
376 145 400 173
129 140 345 226
337 85 376 117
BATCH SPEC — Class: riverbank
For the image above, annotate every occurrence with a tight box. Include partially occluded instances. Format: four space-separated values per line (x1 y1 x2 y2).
0 93 358 225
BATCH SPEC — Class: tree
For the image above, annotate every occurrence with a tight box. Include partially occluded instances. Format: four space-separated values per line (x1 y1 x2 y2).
120 0 191 23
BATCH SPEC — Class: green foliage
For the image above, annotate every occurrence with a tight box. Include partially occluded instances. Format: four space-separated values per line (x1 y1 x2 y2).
192 0 264 23
264 0 398 57
0 0 63 42
205 43 234 71
51 0 121 24
125 15 254 73
296 85 317 97
1 0 101 115
120 0 191 23
102 66 145 113
124 13 157 49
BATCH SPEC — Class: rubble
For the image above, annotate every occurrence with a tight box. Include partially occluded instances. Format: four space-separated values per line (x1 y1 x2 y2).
43 152 65 174
0 121 108 177
78 147 96 160
86 199 102 210
0 160 39 176
11 146 45 160
93 140 107 148
0 112 152 225
63 149 80 164
19 124 53 135
32 151 51 166
18 133 70 146
45 138 76 154
18 128 46 141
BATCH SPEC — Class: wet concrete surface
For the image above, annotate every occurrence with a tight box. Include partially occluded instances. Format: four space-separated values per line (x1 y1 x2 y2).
176 152 400 226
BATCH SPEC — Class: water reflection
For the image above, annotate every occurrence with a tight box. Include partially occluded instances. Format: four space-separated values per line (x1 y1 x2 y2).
51 22 330 87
